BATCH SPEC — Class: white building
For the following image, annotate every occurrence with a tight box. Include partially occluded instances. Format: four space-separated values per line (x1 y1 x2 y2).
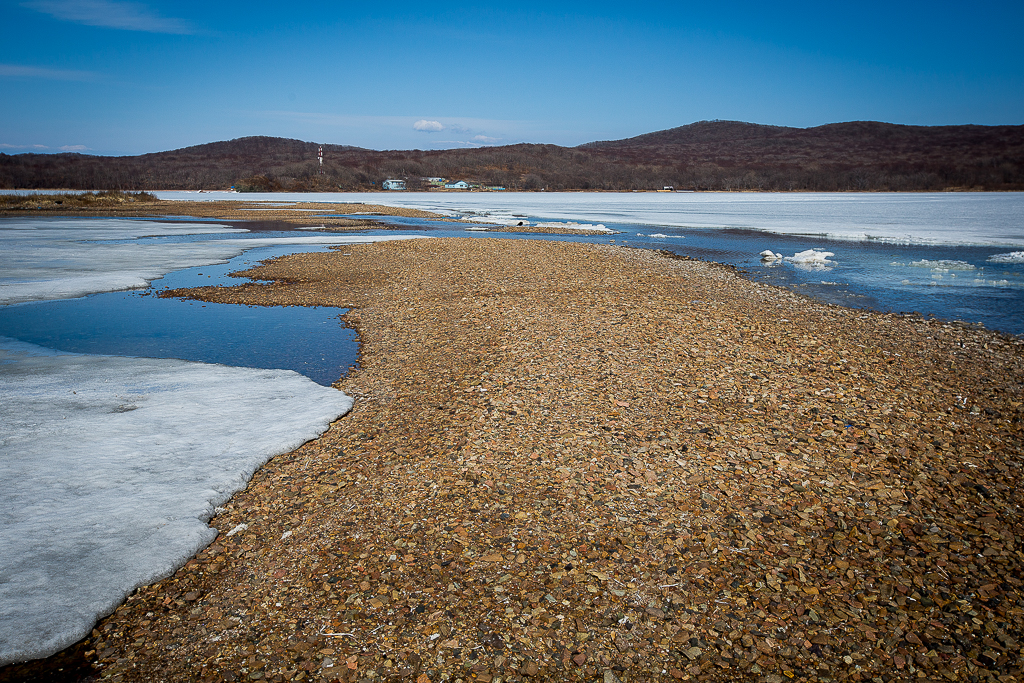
444 180 470 190
382 179 406 190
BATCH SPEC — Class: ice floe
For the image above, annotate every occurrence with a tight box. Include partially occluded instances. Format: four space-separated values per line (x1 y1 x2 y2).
908 259 977 271
763 249 838 271
988 251 1024 264
0 337 354 665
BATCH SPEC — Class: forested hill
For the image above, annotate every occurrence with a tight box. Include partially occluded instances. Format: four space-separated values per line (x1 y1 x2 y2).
2 121 1022 192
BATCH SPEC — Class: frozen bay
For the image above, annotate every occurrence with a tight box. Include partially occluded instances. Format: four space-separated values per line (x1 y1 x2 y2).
156 191 1024 247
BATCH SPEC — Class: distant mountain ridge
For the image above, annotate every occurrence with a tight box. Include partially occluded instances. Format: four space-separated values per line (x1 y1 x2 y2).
2 120 1022 192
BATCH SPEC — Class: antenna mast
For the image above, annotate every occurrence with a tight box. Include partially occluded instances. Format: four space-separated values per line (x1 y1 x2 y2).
318 146 324 175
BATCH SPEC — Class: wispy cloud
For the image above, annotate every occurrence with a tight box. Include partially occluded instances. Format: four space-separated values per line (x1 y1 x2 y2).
0 63 98 81
1 142 90 152
22 0 192 34
413 119 444 132
413 121 504 145
434 139 498 148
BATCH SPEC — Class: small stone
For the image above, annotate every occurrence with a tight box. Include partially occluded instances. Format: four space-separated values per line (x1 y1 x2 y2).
572 652 587 666
183 591 199 601
684 646 702 660
604 670 624 683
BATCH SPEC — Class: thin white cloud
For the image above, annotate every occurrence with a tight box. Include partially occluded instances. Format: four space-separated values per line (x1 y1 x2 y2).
473 135 501 143
22 0 192 34
413 120 444 132
0 143 90 152
0 63 98 81
433 140 491 148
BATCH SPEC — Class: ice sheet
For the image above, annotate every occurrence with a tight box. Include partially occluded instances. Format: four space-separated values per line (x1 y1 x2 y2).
0 217 425 305
152 191 1024 247
0 337 354 665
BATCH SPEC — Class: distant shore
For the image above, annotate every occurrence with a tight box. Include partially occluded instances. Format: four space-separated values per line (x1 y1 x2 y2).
4 224 1021 682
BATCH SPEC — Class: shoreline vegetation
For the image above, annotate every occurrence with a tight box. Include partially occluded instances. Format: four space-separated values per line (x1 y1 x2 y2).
3 121 1023 193
3 210 1024 682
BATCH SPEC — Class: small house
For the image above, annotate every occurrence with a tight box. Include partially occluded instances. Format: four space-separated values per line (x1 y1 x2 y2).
444 180 470 190
382 179 406 190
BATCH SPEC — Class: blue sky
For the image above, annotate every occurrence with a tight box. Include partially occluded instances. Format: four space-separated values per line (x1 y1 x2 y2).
2 0 1022 156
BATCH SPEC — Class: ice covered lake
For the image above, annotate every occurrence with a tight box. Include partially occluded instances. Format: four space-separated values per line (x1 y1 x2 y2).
0 217 424 665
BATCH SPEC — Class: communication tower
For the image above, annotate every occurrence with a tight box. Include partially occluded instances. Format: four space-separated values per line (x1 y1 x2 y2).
318 146 324 175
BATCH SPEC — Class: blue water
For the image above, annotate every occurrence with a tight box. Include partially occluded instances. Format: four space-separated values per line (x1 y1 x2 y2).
0 244 359 386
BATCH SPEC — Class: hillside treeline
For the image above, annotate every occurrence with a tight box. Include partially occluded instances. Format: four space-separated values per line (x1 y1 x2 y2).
2 121 1022 192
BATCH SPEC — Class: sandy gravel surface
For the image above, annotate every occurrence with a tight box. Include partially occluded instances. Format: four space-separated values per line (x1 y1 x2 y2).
0 198 442 228
7 238 1024 683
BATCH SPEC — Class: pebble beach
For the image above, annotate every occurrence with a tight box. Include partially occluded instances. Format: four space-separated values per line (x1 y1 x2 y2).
5 235 1024 683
